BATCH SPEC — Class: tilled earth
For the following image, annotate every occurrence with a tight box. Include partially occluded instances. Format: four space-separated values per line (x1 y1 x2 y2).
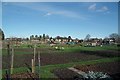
2 48 120 79
3 62 119 80
80 50 120 57
2 52 103 69
53 62 120 80
74 61 120 76
3 72 39 79
2 48 119 69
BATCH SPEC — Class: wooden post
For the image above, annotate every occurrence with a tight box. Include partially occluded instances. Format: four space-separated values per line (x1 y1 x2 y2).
33 44 36 73
10 48 14 74
7 43 11 79
33 44 36 64
38 51 40 79
32 59 35 73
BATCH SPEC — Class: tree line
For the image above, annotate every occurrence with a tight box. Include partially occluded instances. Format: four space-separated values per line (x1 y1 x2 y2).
0 28 120 43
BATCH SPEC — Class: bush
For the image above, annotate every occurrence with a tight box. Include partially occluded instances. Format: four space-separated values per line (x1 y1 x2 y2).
27 45 33 48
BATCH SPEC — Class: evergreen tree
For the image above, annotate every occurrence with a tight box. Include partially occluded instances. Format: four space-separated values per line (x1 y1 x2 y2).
30 35 34 40
0 28 5 40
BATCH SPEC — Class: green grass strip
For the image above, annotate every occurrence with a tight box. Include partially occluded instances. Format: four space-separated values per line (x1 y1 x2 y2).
2 57 120 78
2 45 120 56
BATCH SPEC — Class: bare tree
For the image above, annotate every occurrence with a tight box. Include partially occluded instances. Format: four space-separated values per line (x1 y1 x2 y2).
109 33 120 43
84 34 91 41
68 36 72 42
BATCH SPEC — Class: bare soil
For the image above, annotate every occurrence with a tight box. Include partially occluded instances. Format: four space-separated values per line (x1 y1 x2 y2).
80 50 120 57
52 62 120 80
2 51 103 69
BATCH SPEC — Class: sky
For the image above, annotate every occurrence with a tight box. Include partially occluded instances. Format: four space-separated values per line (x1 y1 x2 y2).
2 2 118 39
1 0 120 2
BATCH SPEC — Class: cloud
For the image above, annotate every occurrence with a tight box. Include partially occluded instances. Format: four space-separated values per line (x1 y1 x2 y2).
88 3 109 13
11 3 87 20
54 10 81 18
103 11 110 15
44 10 86 19
45 12 52 16
97 6 108 12
88 3 96 11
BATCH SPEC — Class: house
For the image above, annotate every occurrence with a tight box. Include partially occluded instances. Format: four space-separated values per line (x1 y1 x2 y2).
54 36 69 44
109 38 115 44
5 37 23 47
91 42 97 46
84 38 102 46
